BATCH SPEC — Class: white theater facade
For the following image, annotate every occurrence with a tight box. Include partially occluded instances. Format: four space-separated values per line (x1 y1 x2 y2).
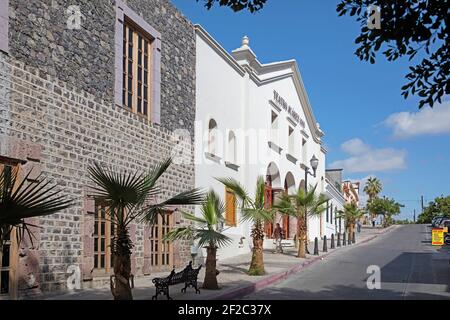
194 26 327 260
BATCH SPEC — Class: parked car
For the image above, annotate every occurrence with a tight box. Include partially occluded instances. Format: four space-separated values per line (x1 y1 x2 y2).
437 219 450 228
445 233 450 245
432 216 446 228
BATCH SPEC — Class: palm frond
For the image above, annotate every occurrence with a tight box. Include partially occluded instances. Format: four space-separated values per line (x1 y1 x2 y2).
163 226 195 242
215 177 249 207
0 167 72 246
196 229 232 248
181 211 208 225
139 188 204 224
240 208 273 224
254 176 266 210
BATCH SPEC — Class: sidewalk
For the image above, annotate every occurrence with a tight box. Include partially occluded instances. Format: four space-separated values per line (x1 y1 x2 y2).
42 225 397 300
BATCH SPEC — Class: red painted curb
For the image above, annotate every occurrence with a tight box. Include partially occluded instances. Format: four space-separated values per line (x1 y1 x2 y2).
211 226 396 300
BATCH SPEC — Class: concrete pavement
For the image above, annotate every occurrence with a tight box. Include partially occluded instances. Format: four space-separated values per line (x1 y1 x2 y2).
244 224 450 300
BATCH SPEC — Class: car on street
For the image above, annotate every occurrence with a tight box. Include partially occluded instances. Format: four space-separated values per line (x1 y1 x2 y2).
432 216 446 228
437 219 450 229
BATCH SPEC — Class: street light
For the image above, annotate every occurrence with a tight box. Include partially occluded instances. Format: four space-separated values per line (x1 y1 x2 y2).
303 155 319 254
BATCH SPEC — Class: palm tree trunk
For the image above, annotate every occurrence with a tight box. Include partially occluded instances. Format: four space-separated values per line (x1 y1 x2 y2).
110 225 133 300
203 246 219 289
349 223 354 241
248 223 265 275
297 218 306 258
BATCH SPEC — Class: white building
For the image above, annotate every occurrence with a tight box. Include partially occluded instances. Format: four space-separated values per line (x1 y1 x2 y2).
194 25 327 260
324 169 346 238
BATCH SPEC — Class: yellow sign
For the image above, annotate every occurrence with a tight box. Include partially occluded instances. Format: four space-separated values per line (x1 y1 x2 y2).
432 228 444 246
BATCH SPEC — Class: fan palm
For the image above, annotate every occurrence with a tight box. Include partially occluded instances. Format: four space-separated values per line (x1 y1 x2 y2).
88 158 204 300
0 165 72 256
274 183 327 258
216 176 273 275
364 177 382 219
337 203 364 237
164 190 232 289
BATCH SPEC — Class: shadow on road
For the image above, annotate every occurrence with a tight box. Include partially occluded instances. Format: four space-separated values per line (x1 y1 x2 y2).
246 284 449 300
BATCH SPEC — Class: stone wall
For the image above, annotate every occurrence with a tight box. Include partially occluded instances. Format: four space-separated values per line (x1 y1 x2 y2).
9 0 196 136
1 0 197 296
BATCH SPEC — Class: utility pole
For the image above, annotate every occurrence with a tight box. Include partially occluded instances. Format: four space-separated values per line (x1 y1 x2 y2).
413 209 416 223
421 195 424 214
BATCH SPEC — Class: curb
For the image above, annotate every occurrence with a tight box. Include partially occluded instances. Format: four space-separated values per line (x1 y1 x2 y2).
212 225 396 300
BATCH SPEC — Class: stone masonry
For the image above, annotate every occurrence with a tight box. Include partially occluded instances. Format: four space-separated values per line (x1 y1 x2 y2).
0 0 197 297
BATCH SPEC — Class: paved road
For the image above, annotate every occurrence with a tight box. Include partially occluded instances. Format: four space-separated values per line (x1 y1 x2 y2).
245 225 450 300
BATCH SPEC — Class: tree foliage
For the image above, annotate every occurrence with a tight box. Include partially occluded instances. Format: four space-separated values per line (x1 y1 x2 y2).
417 195 450 224
197 0 267 12
337 202 364 231
337 0 450 109
367 197 404 227
88 158 204 299
0 166 71 248
273 183 327 258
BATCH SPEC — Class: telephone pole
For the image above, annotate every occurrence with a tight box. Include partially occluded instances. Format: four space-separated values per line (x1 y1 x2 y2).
413 209 416 223
421 195 424 214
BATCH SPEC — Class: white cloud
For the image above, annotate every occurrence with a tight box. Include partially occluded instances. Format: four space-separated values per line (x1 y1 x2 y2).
331 139 406 173
341 138 370 155
384 101 450 138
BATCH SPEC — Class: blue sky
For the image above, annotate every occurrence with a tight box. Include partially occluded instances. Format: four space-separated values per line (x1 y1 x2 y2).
172 0 450 220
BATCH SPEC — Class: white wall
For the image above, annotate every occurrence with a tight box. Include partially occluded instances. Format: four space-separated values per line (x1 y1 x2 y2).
195 28 327 260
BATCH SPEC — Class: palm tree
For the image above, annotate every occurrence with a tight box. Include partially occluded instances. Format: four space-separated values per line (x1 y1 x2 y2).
216 176 273 276
164 190 232 290
88 158 204 300
274 183 328 258
0 166 71 255
364 177 382 219
0 166 72 299
337 203 364 237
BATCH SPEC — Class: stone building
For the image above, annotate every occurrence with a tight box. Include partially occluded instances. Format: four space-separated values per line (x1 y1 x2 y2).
0 0 196 298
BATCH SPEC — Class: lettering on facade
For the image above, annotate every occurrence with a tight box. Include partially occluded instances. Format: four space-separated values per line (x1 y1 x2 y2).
272 90 306 128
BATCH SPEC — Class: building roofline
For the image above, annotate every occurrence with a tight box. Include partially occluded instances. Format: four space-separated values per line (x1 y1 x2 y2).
194 24 324 144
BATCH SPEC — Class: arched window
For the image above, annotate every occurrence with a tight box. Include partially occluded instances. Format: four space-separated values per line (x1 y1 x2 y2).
227 131 237 164
208 119 218 155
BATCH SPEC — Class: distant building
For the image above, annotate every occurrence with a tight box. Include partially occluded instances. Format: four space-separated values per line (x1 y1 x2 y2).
342 181 360 207
325 169 345 237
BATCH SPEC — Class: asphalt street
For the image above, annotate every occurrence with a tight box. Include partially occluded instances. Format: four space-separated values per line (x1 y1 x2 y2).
245 224 450 300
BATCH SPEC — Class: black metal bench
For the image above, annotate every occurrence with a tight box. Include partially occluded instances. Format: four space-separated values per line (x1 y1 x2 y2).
151 261 202 300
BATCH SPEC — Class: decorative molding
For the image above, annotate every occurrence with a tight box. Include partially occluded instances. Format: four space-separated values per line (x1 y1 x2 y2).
286 115 297 127
194 25 246 77
195 24 324 145
269 100 282 112
268 141 283 154
286 153 298 165
205 152 221 163
225 161 240 171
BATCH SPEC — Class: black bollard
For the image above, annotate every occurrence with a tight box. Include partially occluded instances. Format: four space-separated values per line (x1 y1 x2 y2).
323 235 328 252
337 233 341 247
343 232 346 246
352 231 356 244
348 232 352 245
314 237 319 255
331 234 335 249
